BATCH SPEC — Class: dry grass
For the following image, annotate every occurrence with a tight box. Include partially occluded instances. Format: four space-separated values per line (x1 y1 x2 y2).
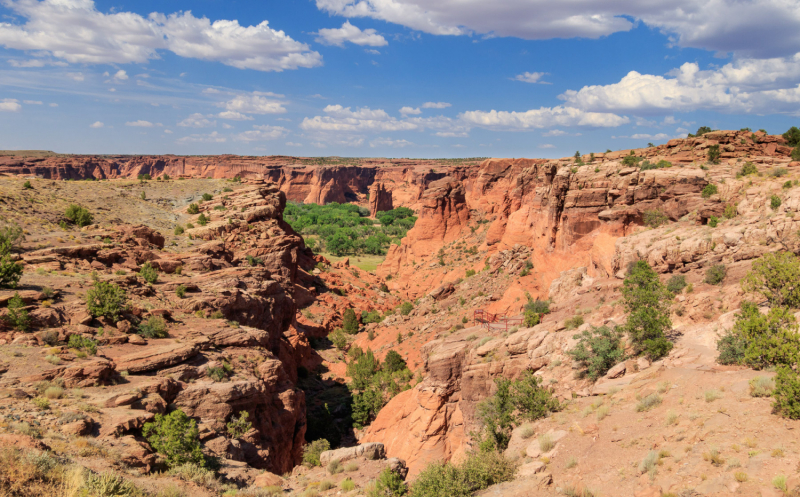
703 449 725 466
749 376 775 397
519 424 535 439
704 389 723 402
538 434 555 453
735 471 748 482
344 461 359 472
636 393 662 412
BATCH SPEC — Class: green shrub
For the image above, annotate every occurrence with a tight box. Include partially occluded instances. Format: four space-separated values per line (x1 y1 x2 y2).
352 385 384 429
367 468 407 497
329 328 348 350
724 203 738 218
701 184 718 198
693 126 713 137
636 393 662 412
622 261 673 361
384 350 407 372
174 225 184 235
362 309 383 324
708 216 719 228
728 301 800 369
226 411 252 439
400 302 413 316
564 315 584 330
773 367 800 419
410 451 516 497
201 193 213 201
5 292 30 331
143 410 205 468
302 439 330 466
23 180 32 189
197 213 208 226
737 162 758 178
343 308 359 334
523 310 539 327
666 275 687 294
176 284 186 299
525 299 550 315
708 144 721 164
83 470 140 496
0 226 24 291
705 264 727 285
245 254 263 266
187 203 200 214
784 180 793 189
621 153 641 167
207 366 226 382
716 329 746 365
139 262 158 284
138 173 152 181
65 204 93 226
138 316 168 338
465 269 476 277
742 252 800 308
792 146 800 161
770 195 782 210
783 126 800 146
185 222 194 229
644 210 669 228
568 326 625 381
477 371 560 451
341 478 356 491
68 335 97 355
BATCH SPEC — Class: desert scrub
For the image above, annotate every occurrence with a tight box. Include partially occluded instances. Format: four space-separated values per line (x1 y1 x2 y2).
0 238 23 288
176 284 187 298
169 463 218 489
341 478 356 491
564 315 584 330
327 459 342 475
302 439 330 467
770 195 782 210
538 433 555 452
4 292 30 331
409 450 516 497
68 335 97 355
65 204 93 226
143 409 206 468
749 376 775 397
187 203 200 214
704 264 726 285
226 411 253 439
44 386 64 399
644 209 669 228
138 316 168 338
139 261 159 284
519 424 535 439
703 449 725 466
666 275 687 294
399 301 414 315
701 184 718 198
636 393 662 412
85 276 127 322
344 461 359 472
742 252 800 308
568 325 625 381
704 389 723 402
623 261 673 360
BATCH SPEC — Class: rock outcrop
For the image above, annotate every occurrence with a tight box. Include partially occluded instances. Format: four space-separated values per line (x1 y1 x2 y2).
368 182 393 216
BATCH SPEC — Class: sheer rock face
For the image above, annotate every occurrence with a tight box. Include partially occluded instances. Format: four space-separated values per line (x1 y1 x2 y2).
379 178 470 276
368 182 393 217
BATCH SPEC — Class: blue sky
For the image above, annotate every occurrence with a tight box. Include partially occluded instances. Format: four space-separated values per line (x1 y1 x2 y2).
0 0 799 158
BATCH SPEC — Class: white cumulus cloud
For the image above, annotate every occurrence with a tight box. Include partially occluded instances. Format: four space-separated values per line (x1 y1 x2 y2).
399 106 421 115
178 113 216 128
370 137 413 148
89 121 104 128
126 120 154 127
0 99 21 112
513 71 549 84
0 0 322 71
422 101 451 109
459 106 629 130
315 0 800 58
315 21 387 47
221 93 287 115
234 125 289 142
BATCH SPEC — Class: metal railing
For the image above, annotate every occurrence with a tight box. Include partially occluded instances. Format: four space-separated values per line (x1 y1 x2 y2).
473 309 525 332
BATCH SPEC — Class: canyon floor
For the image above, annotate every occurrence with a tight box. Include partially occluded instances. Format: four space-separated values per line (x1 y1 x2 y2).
1 129 800 496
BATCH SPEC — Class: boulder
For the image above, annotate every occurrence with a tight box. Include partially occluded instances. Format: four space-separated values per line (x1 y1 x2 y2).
319 442 386 466
114 343 199 374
